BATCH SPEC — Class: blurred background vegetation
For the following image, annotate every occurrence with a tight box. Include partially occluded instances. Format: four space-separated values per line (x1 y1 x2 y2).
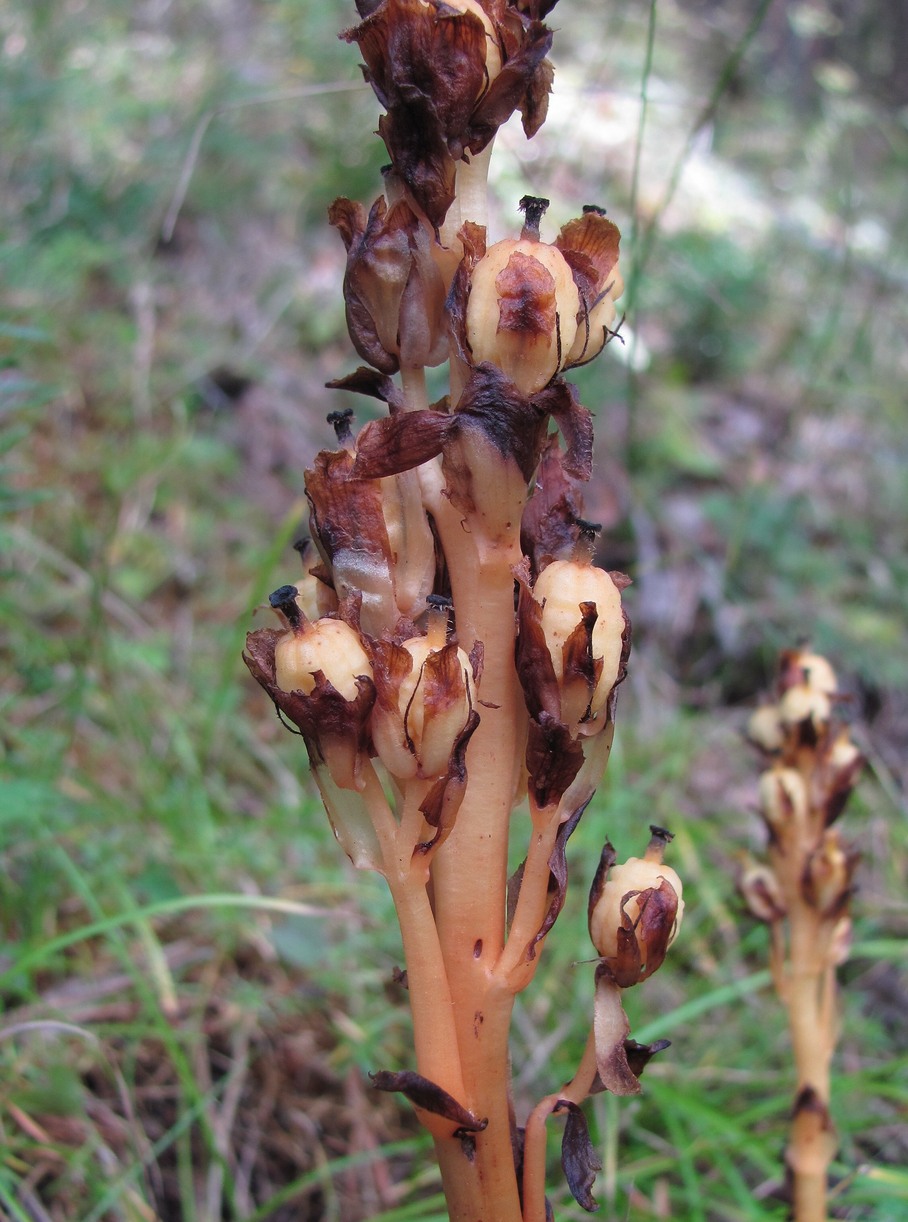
1 0 906 1218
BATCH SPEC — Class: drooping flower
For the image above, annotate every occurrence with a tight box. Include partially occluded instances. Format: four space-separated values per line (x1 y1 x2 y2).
587 829 683 1095
587 828 684 987
329 191 448 373
344 0 556 229
370 600 478 782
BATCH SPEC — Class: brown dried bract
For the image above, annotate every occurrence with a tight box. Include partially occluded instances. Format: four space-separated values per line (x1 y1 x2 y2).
329 194 448 372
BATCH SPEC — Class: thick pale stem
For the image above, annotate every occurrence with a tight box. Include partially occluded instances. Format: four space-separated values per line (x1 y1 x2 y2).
387 870 469 1113
792 1174 829 1222
495 801 562 989
400 364 448 509
439 142 496 249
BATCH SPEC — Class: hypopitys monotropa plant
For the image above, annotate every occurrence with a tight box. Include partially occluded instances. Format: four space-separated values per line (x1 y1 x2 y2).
741 649 863 1222
244 4 681 1218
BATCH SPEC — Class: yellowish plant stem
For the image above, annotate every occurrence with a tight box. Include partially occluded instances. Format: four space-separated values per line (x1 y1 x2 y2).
522 1029 600 1222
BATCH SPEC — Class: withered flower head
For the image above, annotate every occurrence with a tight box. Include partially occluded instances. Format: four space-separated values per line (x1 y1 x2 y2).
529 546 629 738
780 648 839 698
588 828 684 988
802 828 858 918
370 600 477 781
329 193 448 373
746 702 785 753
243 587 376 794
345 0 556 229
454 198 622 397
739 860 787 923
758 765 810 843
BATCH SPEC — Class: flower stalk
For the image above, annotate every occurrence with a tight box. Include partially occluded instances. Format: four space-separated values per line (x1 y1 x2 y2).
243 3 681 1217
742 649 863 1221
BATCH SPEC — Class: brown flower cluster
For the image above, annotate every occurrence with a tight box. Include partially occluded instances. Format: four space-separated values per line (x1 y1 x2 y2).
344 0 559 230
741 648 863 1216
742 648 862 933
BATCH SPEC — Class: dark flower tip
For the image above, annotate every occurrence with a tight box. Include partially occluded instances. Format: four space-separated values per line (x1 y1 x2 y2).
269 584 300 610
519 194 550 236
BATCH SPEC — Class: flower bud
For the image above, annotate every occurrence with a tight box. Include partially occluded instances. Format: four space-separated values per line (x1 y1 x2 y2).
746 703 785 753
465 197 582 396
739 861 786 922
555 206 624 368
371 604 476 781
588 828 683 987
531 554 626 736
802 829 855 918
272 593 373 702
244 590 376 794
758 766 809 839
825 727 861 776
789 650 838 697
779 681 832 734
329 194 448 374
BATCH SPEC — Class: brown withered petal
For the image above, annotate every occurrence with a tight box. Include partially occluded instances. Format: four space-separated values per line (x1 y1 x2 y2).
368 636 414 710
353 409 456 480
523 796 591 960
587 841 618 935
521 435 587 577
344 0 490 228
448 220 487 363
561 602 604 707
509 0 560 19
453 362 550 482
611 878 680 987
465 17 554 151
306 448 390 570
370 1069 488 1132
623 1038 671 1080
592 964 641 1096
524 712 586 809
557 1101 600 1213
588 1039 671 1096
327 365 407 412
531 380 594 480
556 207 621 303
515 560 563 724
416 708 480 853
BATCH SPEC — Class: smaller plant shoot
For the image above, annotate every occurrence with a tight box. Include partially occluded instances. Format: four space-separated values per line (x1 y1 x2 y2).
742 648 864 1222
